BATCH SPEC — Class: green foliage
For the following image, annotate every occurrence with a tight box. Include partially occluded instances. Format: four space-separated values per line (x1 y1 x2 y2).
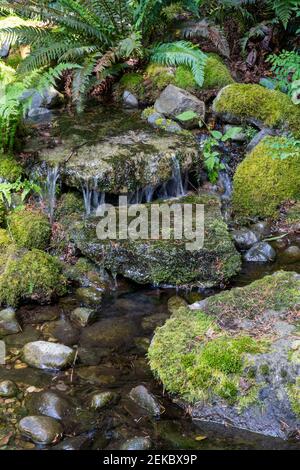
267 50 300 100
213 84 300 137
181 19 230 58
232 136 300 218
7 208 51 250
0 155 22 182
267 0 300 28
149 41 207 87
0 177 41 207
0 247 67 307
203 127 242 183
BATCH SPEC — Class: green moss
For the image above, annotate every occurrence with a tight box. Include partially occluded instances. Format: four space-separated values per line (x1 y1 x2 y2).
0 228 10 249
0 247 67 307
174 66 197 90
145 64 175 90
204 271 300 322
232 136 300 218
55 192 84 220
214 84 300 137
260 364 270 376
119 72 144 91
7 208 51 250
0 155 23 182
202 57 234 89
148 306 263 403
0 200 5 226
287 378 300 417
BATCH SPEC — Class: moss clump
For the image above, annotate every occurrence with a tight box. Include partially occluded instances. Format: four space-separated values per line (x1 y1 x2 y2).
7 208 51 250
119 72 145 93
214 84 300 136
232 136 300 218
287 379 300 417
0 247 67 307
0 155 23 182
204 271 300 322
145 64 175 90
203 56 234 89
55 192 84 220
0 200 5 226
0 229 10 249
174 66 197 90
148 306 262 403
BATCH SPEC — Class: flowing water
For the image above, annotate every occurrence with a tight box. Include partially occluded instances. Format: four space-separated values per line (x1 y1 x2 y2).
44 164 60 223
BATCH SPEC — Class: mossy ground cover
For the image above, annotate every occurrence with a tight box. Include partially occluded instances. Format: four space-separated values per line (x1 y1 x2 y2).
0 155 23 182
148 306 263 404
232 136 300 219
7 208 51 250
214 84 300 137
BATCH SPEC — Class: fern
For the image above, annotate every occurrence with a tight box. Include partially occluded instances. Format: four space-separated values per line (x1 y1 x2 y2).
181 19 230 58
268 0 300 28
150 41 207 86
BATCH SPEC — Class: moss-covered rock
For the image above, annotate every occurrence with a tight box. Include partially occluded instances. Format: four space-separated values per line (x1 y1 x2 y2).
55 192 84 220
213 84 300 137
149 271 300 439
175 57 234 91
66 193 241 288
0 201 6 226
0 246 67 306
0 229 10 249
7 208 51 250
0 155 23 182
232 136 300 219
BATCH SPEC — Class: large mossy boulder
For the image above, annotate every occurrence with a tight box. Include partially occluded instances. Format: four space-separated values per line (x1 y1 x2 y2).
65 194 241 288
149 271 300 439
0 246 67 306
232 136 300 219
7 208 51 250
213 84 300 137
27 108 199 195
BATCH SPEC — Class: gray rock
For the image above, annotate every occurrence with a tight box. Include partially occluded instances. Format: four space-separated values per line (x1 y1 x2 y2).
154 85 205 129
52 434 92 450
26 107 52 124
123 90 139 109
23 341 75 370
120 436 152 450
251 221 271 238
246 128 275 153
42 319 80 346
147 111 182 133
18 415 63 445
244 242 276 262
26 391 72 420
80 317 137 349
90 391 117 409
129 385 161 417
0 308 21 337
0 380 19 398
232 228 259 250
70 307 96 327
0 41 9 58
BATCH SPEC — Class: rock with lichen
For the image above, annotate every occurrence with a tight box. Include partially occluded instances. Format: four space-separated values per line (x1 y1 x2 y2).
65 193 241 288
149 271 300 439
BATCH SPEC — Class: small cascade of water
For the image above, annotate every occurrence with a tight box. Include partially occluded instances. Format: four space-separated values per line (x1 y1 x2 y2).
218 170 232 201
45 165 60 222
82 178 105 215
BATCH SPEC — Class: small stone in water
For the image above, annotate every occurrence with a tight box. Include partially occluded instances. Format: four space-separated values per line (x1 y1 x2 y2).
70 307 96 327
0 308 21 336
18 415 63 445
90 391 118 410
0 380 19 398
120 436 152 450
244 242 276 263
23 341 75 370
129 385 161 417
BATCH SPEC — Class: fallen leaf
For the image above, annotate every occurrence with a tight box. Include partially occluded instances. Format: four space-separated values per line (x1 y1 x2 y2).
195 435 207 441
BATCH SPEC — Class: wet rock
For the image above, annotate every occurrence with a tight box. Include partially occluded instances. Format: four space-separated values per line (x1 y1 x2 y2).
77 346 110 365
52 433 93 450
154 85 205 129
26 391 72 420
23 341 75 370
19 416 63 445
18 305 60 324
232 229 259 250
0 380 19 398
147 111 183 133
76 287 102 307
80 317 137 349
244 242 276 262
70 307 96 327
141 313 169 331
123 90 139 109
26 107 52 124
251 221 271 238
282 245 300 262
90 391 118 409
134 337 151 353
5 325 40 349
0 308 21 337
129 385 161 417
42 319 80 346
120 436 152 450
0 41 10 58
76 366 117 385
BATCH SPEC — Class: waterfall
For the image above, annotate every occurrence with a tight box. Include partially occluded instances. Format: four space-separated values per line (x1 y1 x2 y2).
82 178 105 215
169 156 185 198
45 165 60 223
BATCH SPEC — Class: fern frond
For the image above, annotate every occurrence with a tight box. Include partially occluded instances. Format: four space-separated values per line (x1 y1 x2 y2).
150 41 207 86
182 19 230 58
268 0 300 28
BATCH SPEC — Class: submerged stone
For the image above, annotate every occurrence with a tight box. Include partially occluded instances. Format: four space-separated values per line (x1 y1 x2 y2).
23 341 75 370
119 436 152 450
18 415 63 445
129 385 161 418
148 271 300 439
244 242 276 263
0 307 21 336
26 391 72 420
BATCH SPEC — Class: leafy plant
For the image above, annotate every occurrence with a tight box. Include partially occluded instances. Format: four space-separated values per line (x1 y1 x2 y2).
0 177 41 207
265 135 300 160
203 127 243 182
267 50 300 99
181 19 230 58
150 41 207 86
267 0 300 28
